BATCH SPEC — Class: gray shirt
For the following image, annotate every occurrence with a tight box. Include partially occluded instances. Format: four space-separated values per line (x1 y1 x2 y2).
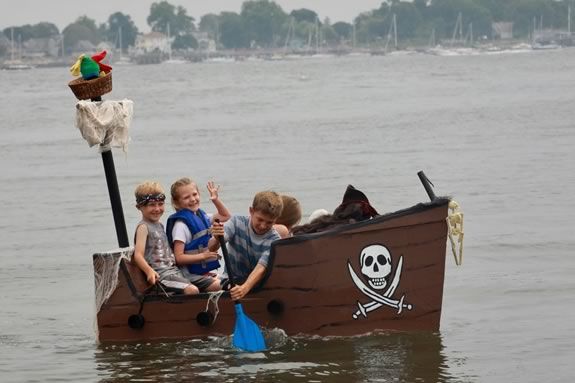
138 220 180 279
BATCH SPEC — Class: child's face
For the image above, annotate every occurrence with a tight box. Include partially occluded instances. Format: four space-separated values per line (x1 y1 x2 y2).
138 201 165 223
249 208 277 235
175 184 201 212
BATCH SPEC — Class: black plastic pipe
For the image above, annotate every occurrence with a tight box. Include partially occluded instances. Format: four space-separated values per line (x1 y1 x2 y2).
417 170 436 201
92 95 129 248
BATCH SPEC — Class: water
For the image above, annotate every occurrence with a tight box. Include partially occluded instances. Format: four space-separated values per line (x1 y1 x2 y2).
1 49 574 382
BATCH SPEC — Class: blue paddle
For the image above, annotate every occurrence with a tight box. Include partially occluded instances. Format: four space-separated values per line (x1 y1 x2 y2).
217 231 266 352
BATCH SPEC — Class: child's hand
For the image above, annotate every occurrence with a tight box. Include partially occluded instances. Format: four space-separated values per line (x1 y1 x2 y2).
230 284 248 300
203 251 221 262
146 269 159 285
207 181 220 201
211 221 224 237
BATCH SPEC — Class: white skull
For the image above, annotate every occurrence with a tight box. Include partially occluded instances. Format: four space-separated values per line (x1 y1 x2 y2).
360 244 392 290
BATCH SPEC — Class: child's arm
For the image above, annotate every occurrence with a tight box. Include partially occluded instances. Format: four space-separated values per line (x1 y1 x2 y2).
230 264 266 300
173 240 219 265
207 181 231 223
133 224 159 285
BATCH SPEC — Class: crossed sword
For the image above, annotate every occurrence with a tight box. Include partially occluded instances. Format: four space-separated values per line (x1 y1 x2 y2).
348 256 413 319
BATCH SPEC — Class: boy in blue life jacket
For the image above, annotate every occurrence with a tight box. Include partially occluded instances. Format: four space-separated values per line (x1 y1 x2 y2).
166 177 231 292
209 191 283 301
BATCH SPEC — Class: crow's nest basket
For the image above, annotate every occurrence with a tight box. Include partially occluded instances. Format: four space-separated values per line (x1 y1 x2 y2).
68 73 112 100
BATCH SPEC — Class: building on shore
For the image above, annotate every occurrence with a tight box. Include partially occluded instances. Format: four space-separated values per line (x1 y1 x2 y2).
492 22 513 40
131 32 170 64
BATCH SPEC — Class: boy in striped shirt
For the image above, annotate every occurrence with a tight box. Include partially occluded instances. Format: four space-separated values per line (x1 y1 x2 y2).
209 191 283 300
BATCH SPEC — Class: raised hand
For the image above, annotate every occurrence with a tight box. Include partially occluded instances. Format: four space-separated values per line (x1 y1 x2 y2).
207 181 220 201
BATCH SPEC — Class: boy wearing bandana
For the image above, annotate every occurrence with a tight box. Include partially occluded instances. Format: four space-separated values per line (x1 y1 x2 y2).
132 181 200 295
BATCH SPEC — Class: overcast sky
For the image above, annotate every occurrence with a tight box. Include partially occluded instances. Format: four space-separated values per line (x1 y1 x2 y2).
0 0 385 31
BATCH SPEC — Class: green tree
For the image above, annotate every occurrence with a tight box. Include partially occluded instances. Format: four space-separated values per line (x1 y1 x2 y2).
391 2 423 39
105 12 138 51
173 5 196 34
148 1 195 35
332 21 353 41
31 22 60 38
429 0 492 41
508 0 555 36
3 25 34 42
199 13 220 40
62 16 101 51
148 1 176 32
241 0 288 47
173 34 198 49
290 8 319 24
219 12 248 48
321 23 338 44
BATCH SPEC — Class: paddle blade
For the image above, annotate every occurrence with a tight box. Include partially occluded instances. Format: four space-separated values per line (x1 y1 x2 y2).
232 303 266 352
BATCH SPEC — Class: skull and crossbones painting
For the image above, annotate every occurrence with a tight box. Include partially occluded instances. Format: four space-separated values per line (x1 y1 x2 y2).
348 244 413 319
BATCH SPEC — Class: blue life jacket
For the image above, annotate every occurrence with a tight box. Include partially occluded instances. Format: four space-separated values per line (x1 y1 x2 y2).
166 208 220 274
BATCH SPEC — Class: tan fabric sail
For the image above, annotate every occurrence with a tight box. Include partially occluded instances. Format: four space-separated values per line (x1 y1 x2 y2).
75 99 133 151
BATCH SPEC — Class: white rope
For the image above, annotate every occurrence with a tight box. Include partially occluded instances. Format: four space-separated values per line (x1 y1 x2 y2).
93 247 133 341
205 290 225 322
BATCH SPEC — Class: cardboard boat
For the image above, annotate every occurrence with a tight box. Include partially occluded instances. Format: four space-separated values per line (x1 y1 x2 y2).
94 196 452 343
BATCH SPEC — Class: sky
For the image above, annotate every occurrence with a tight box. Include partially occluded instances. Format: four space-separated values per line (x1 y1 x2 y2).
0 0 386 32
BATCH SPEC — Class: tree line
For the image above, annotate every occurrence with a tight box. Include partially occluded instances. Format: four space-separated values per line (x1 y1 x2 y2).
2 0 574 54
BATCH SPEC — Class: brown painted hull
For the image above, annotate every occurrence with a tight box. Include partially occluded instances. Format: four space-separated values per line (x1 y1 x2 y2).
95 198 450 342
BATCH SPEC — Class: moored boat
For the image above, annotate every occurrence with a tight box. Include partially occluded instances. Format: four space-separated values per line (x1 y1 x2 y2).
94 191 459 343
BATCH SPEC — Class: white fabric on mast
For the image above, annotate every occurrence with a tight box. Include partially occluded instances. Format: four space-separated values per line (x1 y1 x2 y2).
75 99 133 152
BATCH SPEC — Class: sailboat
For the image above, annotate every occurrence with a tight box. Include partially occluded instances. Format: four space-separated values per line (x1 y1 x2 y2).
114 26 132 65
2 28 34 70
384 14 398 53
163 23 187 64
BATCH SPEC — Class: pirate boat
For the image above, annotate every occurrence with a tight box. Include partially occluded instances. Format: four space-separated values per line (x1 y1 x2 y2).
94 173 463 343
67 62 463 343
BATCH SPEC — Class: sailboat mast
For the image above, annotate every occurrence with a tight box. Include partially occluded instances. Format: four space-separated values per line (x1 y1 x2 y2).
11 27 14 61
119 26 123 57
315 17 319 52
393 14 398 49
569 4 571 34
18 33 22 60
451 13 462 45
167 23 172 60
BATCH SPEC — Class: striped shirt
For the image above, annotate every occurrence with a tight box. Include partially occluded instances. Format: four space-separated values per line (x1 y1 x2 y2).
223 215 280 282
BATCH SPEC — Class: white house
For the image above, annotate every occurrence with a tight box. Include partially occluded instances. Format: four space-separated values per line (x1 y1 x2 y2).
133 32 170 55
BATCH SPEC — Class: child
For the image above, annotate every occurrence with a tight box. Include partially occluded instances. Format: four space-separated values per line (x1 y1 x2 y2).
209 190 283 301
274 195 302 238
132 181 199 295
166 178 231 292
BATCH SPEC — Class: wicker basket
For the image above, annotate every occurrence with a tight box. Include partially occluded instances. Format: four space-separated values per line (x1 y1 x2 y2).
68 72 112 100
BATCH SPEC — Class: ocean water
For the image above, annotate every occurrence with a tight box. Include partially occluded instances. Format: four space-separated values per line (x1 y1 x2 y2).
0 48 574 382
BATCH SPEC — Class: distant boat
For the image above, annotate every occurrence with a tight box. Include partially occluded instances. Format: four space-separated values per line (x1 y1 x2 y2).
2 60 34 70
163 23 187 64
3 28 34 70
531 42 561 50
114 26 132 65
